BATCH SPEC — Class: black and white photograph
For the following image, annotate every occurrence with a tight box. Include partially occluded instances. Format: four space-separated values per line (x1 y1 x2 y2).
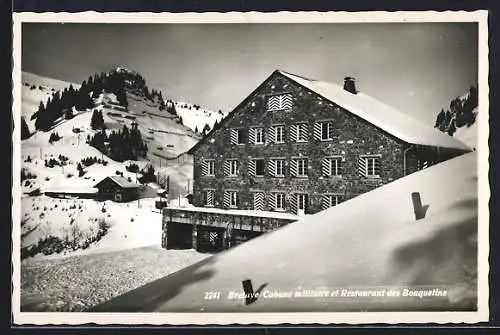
12 11 489 325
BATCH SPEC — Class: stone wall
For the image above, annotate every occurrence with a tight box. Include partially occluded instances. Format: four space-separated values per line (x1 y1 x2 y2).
190 72 459 214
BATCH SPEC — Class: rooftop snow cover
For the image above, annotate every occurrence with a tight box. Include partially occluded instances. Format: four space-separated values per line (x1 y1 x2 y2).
279 70 471 151
42 186 99 194
92 151 478 313
94 176 141 189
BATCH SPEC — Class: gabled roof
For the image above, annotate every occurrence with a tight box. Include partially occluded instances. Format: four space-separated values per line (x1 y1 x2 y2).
94 176 140 189
188 70 471 154
279 71 471 151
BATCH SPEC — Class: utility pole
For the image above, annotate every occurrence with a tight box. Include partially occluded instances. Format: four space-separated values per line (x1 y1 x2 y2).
187 179 190 193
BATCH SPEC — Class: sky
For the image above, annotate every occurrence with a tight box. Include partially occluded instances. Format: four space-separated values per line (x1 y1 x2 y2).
21 22 478 125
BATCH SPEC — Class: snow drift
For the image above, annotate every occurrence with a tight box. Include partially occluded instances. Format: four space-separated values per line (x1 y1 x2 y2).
92 151 478 313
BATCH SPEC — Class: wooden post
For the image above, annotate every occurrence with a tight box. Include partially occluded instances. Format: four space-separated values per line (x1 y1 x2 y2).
411 192 426 220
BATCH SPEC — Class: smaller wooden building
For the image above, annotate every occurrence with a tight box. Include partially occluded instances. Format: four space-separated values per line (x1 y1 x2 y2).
93 176 141 202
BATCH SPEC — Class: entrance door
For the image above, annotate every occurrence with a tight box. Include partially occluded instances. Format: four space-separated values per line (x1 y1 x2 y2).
297 193 307 216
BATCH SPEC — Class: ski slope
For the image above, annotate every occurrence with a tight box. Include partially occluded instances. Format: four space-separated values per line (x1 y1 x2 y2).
92 151 478 313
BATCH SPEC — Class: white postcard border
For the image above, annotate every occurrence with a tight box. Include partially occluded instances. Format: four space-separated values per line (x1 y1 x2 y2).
11 10 490 325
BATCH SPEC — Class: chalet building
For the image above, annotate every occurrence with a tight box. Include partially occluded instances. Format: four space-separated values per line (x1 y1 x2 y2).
187 70 471 216
93 176 140 202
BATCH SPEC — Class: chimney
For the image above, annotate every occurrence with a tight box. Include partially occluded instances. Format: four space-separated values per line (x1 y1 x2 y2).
343 77 357 94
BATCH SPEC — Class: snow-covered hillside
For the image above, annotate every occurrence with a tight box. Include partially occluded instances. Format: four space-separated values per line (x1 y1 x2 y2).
21 72 81 133
94 151 478 313
170 100 225 134
19 69 223 260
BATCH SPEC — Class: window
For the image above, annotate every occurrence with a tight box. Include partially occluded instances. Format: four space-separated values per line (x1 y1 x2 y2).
291 158 308 177
202 190 215 207
321 194 342 209
273 159 285 177
358 155 381 177
297 123 308 142
255 159 265 177
273 125 284 143
267 93 293 111
251 127 264 144
249 159 265 177
202 159 215 176
314 121 334 140
289 123 309 142
230 128 245 145
224 190 238 208
322 157 343 177
224 159 239 177
275 193 285 210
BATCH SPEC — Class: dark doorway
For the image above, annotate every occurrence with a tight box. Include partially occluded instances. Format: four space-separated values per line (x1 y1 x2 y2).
166 222 193 249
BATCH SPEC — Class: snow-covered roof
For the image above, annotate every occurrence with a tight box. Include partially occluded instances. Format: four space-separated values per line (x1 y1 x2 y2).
95 176 140 189
43 187 99 194
166 205 301 221
279 70 471 151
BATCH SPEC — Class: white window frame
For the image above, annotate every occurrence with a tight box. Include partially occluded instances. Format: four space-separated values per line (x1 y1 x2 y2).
254 127 264 144
275 193 286 210
255 159 265 177
207 160 215 176
297 158 308 177
275 159 285 177
325 157 342 177
229 191 238 208
229 160 239 176
360 155 381 178
274 125 284 143
296 123 308 142
320 121 334 141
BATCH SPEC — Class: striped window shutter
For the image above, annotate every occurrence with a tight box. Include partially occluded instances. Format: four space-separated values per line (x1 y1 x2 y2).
298 124 308 141
290 159 298 177
201 159 209 176
290 193 298 215
268 127 276 143
206 190 214 206
224 160 231 176
321 158 331 177
358 157 368 177
321 195 331 210
223 191 231 208
267 193 276 211
280 94 293 109
253 192 265 211
267 95 279 111
230 129 238 145
268 160 276 177
249 128 256 144
248 160 256 177
290 124 297 142
314 122 322 140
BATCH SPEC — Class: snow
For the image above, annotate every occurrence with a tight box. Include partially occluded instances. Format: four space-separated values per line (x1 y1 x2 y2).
173 100 224 134
279 70 471 151
21 72 81 132
21 196 162 260
19 71 207 260
166 205 302 220
96 151 478 312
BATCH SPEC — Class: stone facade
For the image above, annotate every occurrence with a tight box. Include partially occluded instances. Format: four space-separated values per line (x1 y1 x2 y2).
190 72 465 215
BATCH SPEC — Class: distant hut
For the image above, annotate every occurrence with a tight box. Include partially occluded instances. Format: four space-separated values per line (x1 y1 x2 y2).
93 176 140 202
